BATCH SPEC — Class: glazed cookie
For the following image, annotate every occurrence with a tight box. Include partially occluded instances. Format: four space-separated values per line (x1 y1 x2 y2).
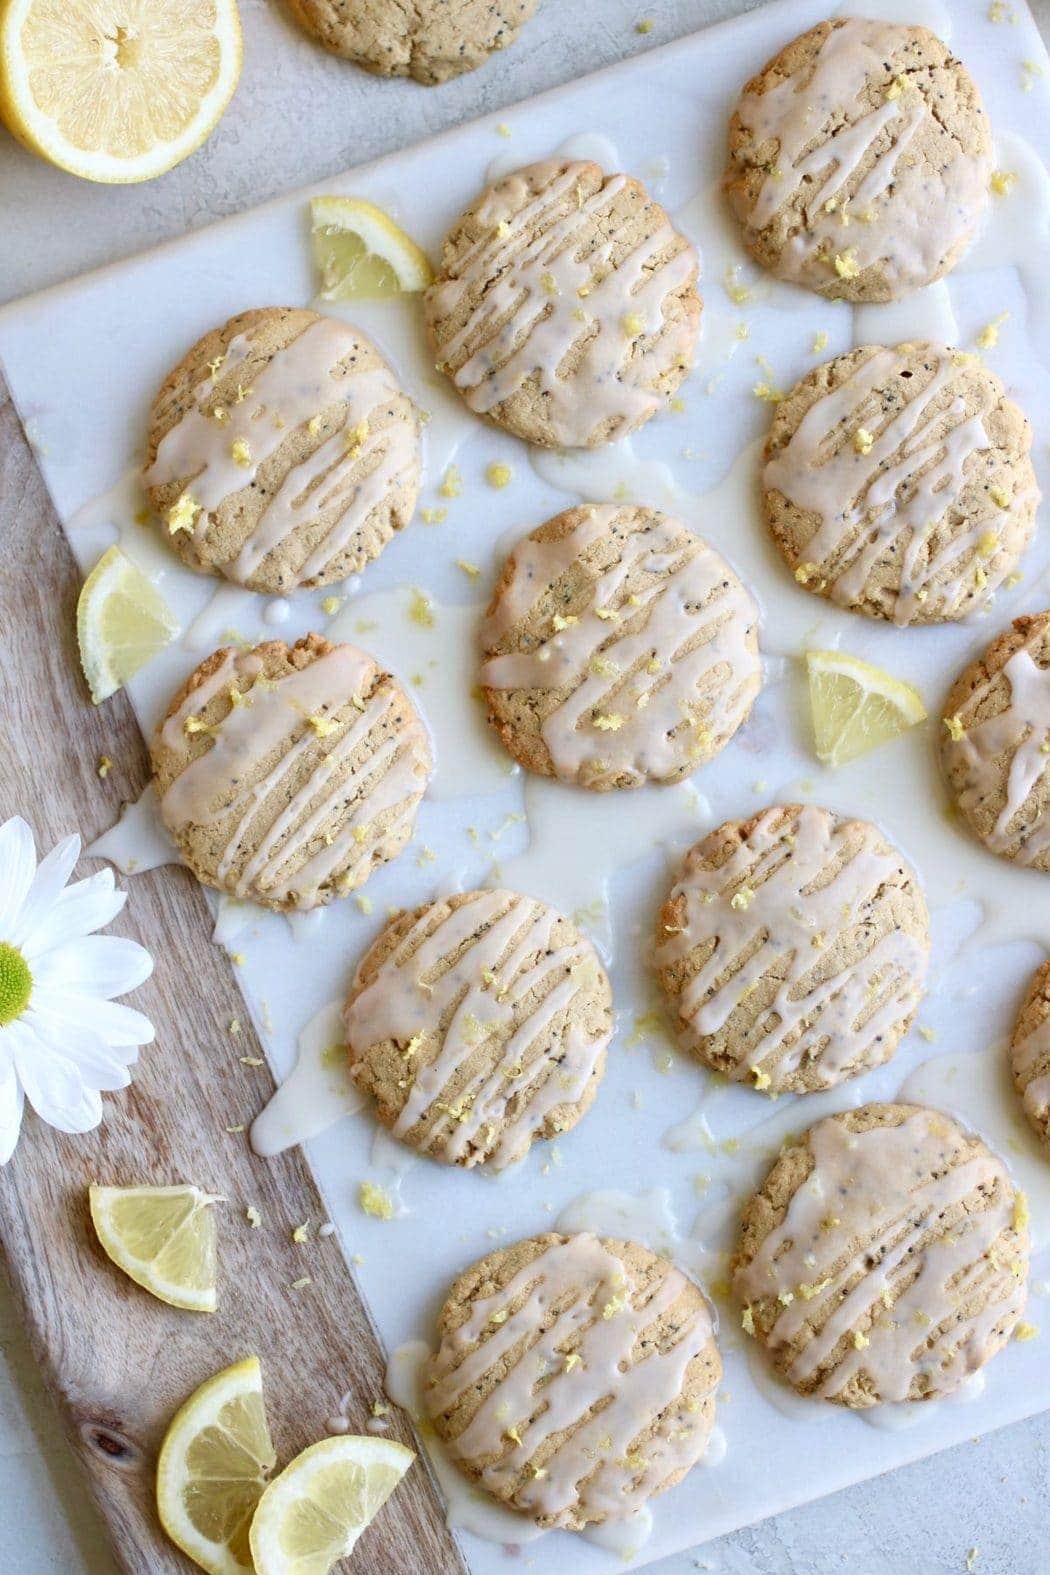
425 159 701 449
654 804 929 1095
940 612 1050 870
733 1102 1030 1406
151 634 432 911
286 0 538 84
343 888 612 1168
424 1232 721 1529
764 342 1039 625
480 505 761 790
145 307 420 594
724 18 993 302
1011 960 1050 1144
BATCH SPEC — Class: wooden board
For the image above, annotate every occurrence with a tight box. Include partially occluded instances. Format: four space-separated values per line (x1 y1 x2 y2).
0 375 466 1574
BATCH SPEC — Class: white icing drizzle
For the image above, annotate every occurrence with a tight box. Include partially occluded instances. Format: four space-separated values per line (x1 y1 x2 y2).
426 159 698 447
425 1233 718 1526
944 620 1050 867
156 642 431 908
481 506 761 787
732 19 992 295
146 316 419 588
1012 966 1050 1136
734 1108 1029 1403
655 805 929 1089
1014 1012 1050 1136
764 344 1038 624
344 889 611 1169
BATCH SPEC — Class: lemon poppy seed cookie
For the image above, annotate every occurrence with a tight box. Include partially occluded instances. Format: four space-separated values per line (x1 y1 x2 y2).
480 505 761 790
725 19 993 302
425 159 701 449
344 889 612 1168
424 1232 721 1529
145 307 420 594
151 634 432 911
1011 960 1050 1144
940 612 1050 870
286 0 538 84
733 1103 1030 1407
654 805 929 1095
764 343 1039 625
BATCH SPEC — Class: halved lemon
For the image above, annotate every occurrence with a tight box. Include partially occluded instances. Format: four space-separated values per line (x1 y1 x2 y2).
158 1356 276 1575
806 649 927 767
89 1183 220 1313
0 0 242 184
249 1434 415 1574
310 196 433 300
77 545 179 704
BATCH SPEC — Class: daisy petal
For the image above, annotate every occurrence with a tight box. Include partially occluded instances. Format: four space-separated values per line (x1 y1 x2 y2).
33 935 154 1000
9 834 81 948
0 1060 25 1164
0 817 37 936
31 992 154 1048
24 1008 137 1091
21 869 126 958
8 1020 104 1134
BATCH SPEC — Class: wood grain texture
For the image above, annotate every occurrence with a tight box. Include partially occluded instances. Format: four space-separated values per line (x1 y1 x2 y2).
0 377 466 1575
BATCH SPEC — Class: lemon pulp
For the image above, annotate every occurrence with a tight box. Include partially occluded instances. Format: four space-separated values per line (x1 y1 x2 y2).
806 650 927 767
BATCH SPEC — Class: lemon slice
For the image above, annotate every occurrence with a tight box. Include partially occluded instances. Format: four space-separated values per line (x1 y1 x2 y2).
249 1435 415 1574
806 650 927 767
77 545 179 703
158 1356 276 1575
0 0 242 184
89 1183 220 1312
310 196 433 300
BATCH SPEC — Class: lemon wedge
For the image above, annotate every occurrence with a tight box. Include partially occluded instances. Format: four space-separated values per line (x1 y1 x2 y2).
77 545 179 703
89 1183 220 1312
0 0 242 184
806 650 927 767
158 1356 276 1575
310 196 433 300
249 1434 415 1574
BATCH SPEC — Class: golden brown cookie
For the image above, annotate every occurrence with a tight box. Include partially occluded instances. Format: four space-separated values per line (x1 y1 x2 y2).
425 158 701 449
763 342 1038 625
151 634 431 911
1011 959 1050 1144
654 804 929 1095
424 1232 721 1528
733 1103 1029 1406
724 19 993 302
479 504 760 789
344 888 612 1168
144 306 420 594
286 0 538 84
940 612 1050 870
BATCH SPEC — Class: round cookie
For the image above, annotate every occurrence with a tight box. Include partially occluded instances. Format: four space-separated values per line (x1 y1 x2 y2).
654 804 929 1095
425 158 701 449
480 505 761 790
344 888 612 1168
732 1102 1030 1407
151 634 432 911
724 18 993 302
144 307 420 594
286 0 538 84
940 612 1050 870
1011 960 1050 1143
424 1232 721 1529
763 342 1039 625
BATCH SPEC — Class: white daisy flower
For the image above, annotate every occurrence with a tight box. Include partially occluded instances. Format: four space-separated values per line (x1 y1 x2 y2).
0 816 154 1163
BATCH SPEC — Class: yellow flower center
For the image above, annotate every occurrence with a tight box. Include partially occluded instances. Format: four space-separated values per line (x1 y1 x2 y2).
0 942 32 1026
